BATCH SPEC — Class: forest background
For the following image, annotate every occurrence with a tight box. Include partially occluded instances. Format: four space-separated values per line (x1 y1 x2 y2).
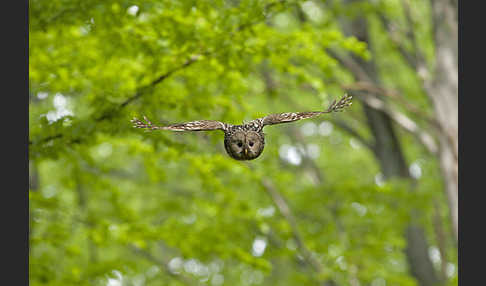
29 0 458 285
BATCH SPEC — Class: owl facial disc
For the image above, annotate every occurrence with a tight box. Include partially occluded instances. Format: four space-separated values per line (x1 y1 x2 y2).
224 130 264 161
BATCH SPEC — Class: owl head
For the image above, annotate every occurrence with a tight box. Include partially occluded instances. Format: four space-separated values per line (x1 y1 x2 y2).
224 130 265 160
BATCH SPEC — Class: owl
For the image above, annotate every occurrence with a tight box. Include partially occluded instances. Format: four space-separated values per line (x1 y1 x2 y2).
131 94 352 161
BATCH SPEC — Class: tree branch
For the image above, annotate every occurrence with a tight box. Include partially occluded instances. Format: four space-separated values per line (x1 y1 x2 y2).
280 93 374 151
129 244 202 286
328 51 438 155
341 81 441 131
28 54 201 146
30 1 288 147
98 53 205 122
234 0 287 32
260 178 323 274
354 92 438 155
327 49 373 83
332 119 374 150
377 14 418 71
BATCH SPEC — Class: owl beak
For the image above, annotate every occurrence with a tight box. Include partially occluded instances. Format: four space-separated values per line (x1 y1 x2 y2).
244 148 248 156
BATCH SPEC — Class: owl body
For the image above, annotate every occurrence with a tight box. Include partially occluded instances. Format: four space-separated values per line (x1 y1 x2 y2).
131 94 352 161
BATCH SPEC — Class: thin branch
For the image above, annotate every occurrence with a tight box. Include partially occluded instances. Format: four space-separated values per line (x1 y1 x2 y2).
129 244 201 286
74 169 98 263
233 0 287 32
327 49 373 83
376 10 429 82
327 51 438 155
400 0 418 51
280 93 374 151
377 14 417 69
97 53 204 122
121 54 204 109
28 56 200 146
260 178 323 274
285 126 327 184
341 81 441 131
354 92 438 155
29 134 63 145
332 119 374 150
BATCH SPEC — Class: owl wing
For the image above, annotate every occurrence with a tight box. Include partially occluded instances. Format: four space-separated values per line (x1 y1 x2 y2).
257 94 352 127
131 115 227 132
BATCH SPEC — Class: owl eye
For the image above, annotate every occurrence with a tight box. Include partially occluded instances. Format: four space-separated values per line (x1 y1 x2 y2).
237 142 243 147
249 141 254 147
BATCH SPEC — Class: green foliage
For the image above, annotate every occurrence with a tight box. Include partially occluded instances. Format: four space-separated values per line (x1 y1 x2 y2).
30 0 456 285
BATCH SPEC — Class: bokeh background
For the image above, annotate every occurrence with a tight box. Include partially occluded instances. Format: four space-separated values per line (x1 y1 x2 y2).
29 0 458 285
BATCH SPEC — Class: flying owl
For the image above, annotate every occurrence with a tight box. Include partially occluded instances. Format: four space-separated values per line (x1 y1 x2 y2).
131 94 352 161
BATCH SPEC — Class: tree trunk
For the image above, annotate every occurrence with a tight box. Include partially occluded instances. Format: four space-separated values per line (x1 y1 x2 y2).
363 102 440 286
338 8 441 286
426 0 458 241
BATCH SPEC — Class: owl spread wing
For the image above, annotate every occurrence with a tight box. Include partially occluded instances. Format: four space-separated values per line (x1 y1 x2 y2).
257 94 352 127
131 115 227 132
